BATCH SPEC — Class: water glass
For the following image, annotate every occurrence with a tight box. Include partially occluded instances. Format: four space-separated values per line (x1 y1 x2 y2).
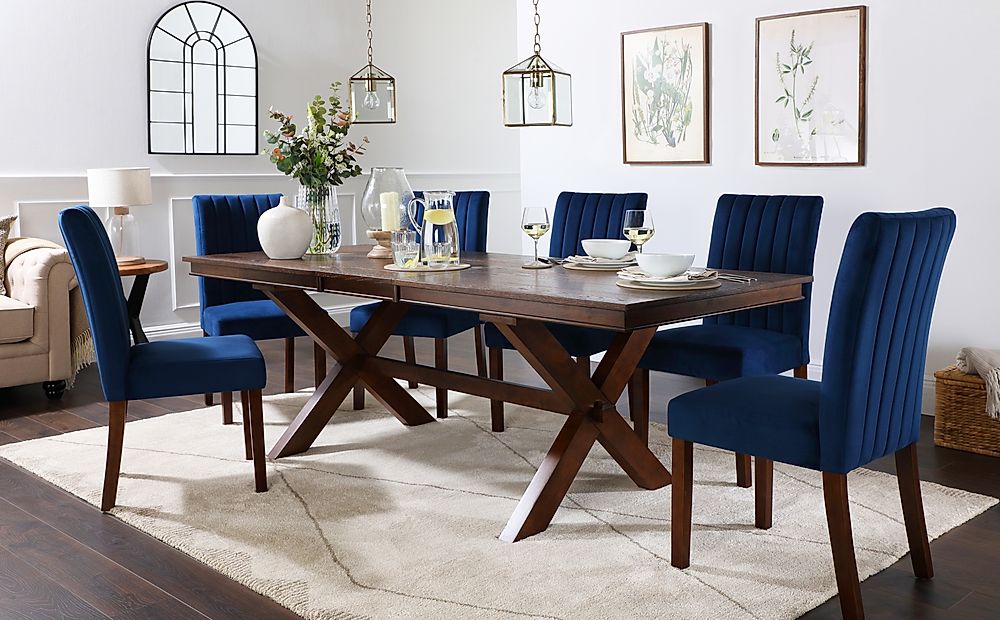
391 230 419 269
427 241 454 269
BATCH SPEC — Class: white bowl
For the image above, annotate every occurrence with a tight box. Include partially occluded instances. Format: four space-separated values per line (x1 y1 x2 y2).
581 239 631 260
636 253 695 278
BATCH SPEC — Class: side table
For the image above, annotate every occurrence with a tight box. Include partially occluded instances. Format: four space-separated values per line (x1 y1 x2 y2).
118 259 168 344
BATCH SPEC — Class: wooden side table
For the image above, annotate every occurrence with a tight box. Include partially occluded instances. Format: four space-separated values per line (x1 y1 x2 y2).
118 259 168 344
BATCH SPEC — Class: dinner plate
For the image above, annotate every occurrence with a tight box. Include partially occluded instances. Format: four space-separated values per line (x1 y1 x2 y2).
615 279 722 291
563 262 631 271
565 254 637 266
617 268 717 284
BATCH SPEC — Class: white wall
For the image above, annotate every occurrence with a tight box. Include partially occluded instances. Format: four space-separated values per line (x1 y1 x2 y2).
0 0 520 333
515 0 1000 391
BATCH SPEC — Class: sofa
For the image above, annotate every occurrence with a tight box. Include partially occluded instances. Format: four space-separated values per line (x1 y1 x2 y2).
1 237 78 398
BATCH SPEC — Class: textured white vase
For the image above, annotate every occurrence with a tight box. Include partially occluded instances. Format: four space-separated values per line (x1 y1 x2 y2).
258 197 313 259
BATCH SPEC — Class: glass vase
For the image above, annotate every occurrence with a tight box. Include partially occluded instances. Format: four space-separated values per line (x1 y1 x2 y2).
296 184 342 255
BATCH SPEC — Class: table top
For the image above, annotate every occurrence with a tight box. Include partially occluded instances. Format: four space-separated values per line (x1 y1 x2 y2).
185 246 811 331
118 259 168 277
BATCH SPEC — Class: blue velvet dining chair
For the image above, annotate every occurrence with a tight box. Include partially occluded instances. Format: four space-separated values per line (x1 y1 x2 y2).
193 194 326 426
668 208 956 618
485 191 647 431
629 194 823 489
59 206 269 512
350 191 490 419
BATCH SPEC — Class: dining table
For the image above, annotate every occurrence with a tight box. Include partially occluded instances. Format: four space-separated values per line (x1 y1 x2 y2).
185 246 812 542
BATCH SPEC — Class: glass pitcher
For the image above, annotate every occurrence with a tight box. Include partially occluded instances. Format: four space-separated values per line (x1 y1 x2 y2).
408 190 460 267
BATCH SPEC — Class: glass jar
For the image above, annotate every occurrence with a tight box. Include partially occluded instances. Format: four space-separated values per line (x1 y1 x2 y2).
360 167 415 232
295 184 342 255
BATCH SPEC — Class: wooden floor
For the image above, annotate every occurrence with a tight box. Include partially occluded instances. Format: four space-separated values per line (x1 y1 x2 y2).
0 332 997 619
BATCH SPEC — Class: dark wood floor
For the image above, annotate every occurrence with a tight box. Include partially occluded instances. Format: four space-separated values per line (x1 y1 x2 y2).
0 332 998 619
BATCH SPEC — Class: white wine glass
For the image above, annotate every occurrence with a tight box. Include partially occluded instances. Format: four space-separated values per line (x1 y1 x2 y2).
623 210 655 254
521 207 551 269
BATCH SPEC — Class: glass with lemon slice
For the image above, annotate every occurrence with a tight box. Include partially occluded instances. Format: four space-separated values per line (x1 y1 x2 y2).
407 190 460 266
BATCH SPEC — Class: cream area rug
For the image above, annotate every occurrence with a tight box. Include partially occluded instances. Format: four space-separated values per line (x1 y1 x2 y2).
1 386 995 620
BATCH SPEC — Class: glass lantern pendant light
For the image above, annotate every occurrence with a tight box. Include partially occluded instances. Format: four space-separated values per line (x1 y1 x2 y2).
349 0 396 124
502 0 572 127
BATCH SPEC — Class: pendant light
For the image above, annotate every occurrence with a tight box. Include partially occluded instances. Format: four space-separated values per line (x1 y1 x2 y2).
502 0 572 127
349 0 396 124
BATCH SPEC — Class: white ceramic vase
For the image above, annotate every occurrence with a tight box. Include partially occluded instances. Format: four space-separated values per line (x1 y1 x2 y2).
257 197 313 259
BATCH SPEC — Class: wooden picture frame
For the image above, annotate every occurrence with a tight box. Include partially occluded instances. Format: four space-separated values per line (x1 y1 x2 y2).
755 6 867 166
621 23 710 165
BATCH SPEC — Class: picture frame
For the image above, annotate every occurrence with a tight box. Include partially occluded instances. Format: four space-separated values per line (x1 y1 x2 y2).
755 5 867 166
621 23 710 165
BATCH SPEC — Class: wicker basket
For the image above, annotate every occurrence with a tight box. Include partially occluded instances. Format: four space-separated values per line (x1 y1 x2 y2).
934 365 1000 457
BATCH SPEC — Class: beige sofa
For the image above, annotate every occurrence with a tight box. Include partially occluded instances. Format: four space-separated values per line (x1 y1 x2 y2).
1 237 77 398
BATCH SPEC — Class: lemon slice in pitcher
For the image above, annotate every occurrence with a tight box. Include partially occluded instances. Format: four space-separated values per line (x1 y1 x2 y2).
424 209 456 225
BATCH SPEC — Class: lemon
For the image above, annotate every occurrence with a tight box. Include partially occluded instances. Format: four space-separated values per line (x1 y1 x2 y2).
424 209 455 225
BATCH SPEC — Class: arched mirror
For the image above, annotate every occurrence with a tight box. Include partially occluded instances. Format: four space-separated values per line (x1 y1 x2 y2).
147 1 257 155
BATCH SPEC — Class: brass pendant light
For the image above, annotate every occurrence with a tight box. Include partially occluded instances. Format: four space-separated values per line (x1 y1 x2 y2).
502 0 572 127
349 0 396 124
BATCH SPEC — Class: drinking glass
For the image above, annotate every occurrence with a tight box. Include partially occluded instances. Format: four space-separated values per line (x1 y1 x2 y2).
391 230 419 269
623 210 655 253
521 207 551 269
427 241 454 269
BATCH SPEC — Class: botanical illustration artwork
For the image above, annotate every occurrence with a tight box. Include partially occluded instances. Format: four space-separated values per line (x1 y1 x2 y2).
757 6 867 165
622 23 709 164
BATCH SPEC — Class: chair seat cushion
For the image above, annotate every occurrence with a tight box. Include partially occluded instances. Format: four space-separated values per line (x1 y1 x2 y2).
483 322 617 358
350 302 479 338
126 335 266 400
202 300 304 340
639 324 803 381
0 295 33 344
668 375 822 470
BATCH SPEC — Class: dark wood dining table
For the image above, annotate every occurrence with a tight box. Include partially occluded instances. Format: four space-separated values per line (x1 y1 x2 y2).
185 246 811 542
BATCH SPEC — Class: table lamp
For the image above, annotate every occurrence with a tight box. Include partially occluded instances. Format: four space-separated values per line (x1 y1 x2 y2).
87 168 153 266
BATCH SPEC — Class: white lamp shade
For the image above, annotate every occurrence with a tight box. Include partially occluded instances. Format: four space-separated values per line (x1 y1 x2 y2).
87 168 153 208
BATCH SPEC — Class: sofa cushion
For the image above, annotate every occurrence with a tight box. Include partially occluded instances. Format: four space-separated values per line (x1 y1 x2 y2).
0 295 33 344
0 214 16 296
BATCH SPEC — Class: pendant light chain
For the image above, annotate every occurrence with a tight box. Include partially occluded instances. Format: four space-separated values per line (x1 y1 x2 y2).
533 0 541 55
366 0 374 66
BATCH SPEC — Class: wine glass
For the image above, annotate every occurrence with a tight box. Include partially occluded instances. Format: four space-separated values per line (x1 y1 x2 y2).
623 210 655 253
521 207 551 269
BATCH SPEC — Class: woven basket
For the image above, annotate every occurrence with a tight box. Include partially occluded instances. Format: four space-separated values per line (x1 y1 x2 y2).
934 365 1000 457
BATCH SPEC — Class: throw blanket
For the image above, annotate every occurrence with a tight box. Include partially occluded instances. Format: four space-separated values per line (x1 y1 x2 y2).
956 347 1000 420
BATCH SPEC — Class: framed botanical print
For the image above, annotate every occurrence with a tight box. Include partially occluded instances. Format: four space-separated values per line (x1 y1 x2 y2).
621 23 710 165
756 6 867 166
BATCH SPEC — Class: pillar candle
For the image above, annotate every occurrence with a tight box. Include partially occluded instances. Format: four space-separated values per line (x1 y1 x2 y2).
379 191 400 230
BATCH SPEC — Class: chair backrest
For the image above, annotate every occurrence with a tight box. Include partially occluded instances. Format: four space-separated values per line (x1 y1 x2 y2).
820 208 956 472
548 192 648 259
704 194 824 365
58 205 131 402
410 191 490 252
192 194 282 310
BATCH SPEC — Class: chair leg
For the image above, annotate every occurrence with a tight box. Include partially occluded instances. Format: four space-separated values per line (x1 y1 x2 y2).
627 368 650 445
240 390 252 461
248 389 268 492
755 457 773 529
221 391 233 425
735 453 752 488
474 325 488 378
284 337 295 393
822 472 864 619
671 438 694 569
350 331 366 410
203 331 214 406
101 401 128 512
434 337 448 418
313 341 326 387
403 336 418 388
794 364 809 379
488 347 504 432
895 443 934 579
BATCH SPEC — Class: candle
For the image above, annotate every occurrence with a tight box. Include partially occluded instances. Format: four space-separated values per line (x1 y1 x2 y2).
379 191 400 230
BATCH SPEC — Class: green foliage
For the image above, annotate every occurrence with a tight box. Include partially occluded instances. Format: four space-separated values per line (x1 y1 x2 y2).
773 30 819 140
630 35 695 148
262 82 369 188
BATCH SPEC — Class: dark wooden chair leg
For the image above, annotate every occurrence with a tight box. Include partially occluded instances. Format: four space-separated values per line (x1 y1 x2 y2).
284 337 295 393
350 331 365 410
755 457 773 529
735 453 752 488
313 341 326 387
474 325 487 378
794 364 809 379
671 438 694 569
240 390 252 461
434 337 448 418
203 331 214 406
627 368 649 445
403 335 418 388
822 472 865 619
221 391 233 425
101 401 128 512
248 389 268 492
488 347 504 432
896 443 933 579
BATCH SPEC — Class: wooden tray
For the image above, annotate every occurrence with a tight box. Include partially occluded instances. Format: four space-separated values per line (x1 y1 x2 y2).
384 263 471 273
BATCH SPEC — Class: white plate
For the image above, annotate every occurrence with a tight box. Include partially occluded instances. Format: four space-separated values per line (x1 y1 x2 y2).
616 279 722 291
563 262 630 271
617 268 717 284
565 253 637 266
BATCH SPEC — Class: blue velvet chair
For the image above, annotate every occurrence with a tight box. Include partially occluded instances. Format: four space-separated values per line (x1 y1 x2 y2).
668 208 956 617
193 194 326 425
59 206 269 512
350 191 490 418
629 194 823 488
485 191 648 431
